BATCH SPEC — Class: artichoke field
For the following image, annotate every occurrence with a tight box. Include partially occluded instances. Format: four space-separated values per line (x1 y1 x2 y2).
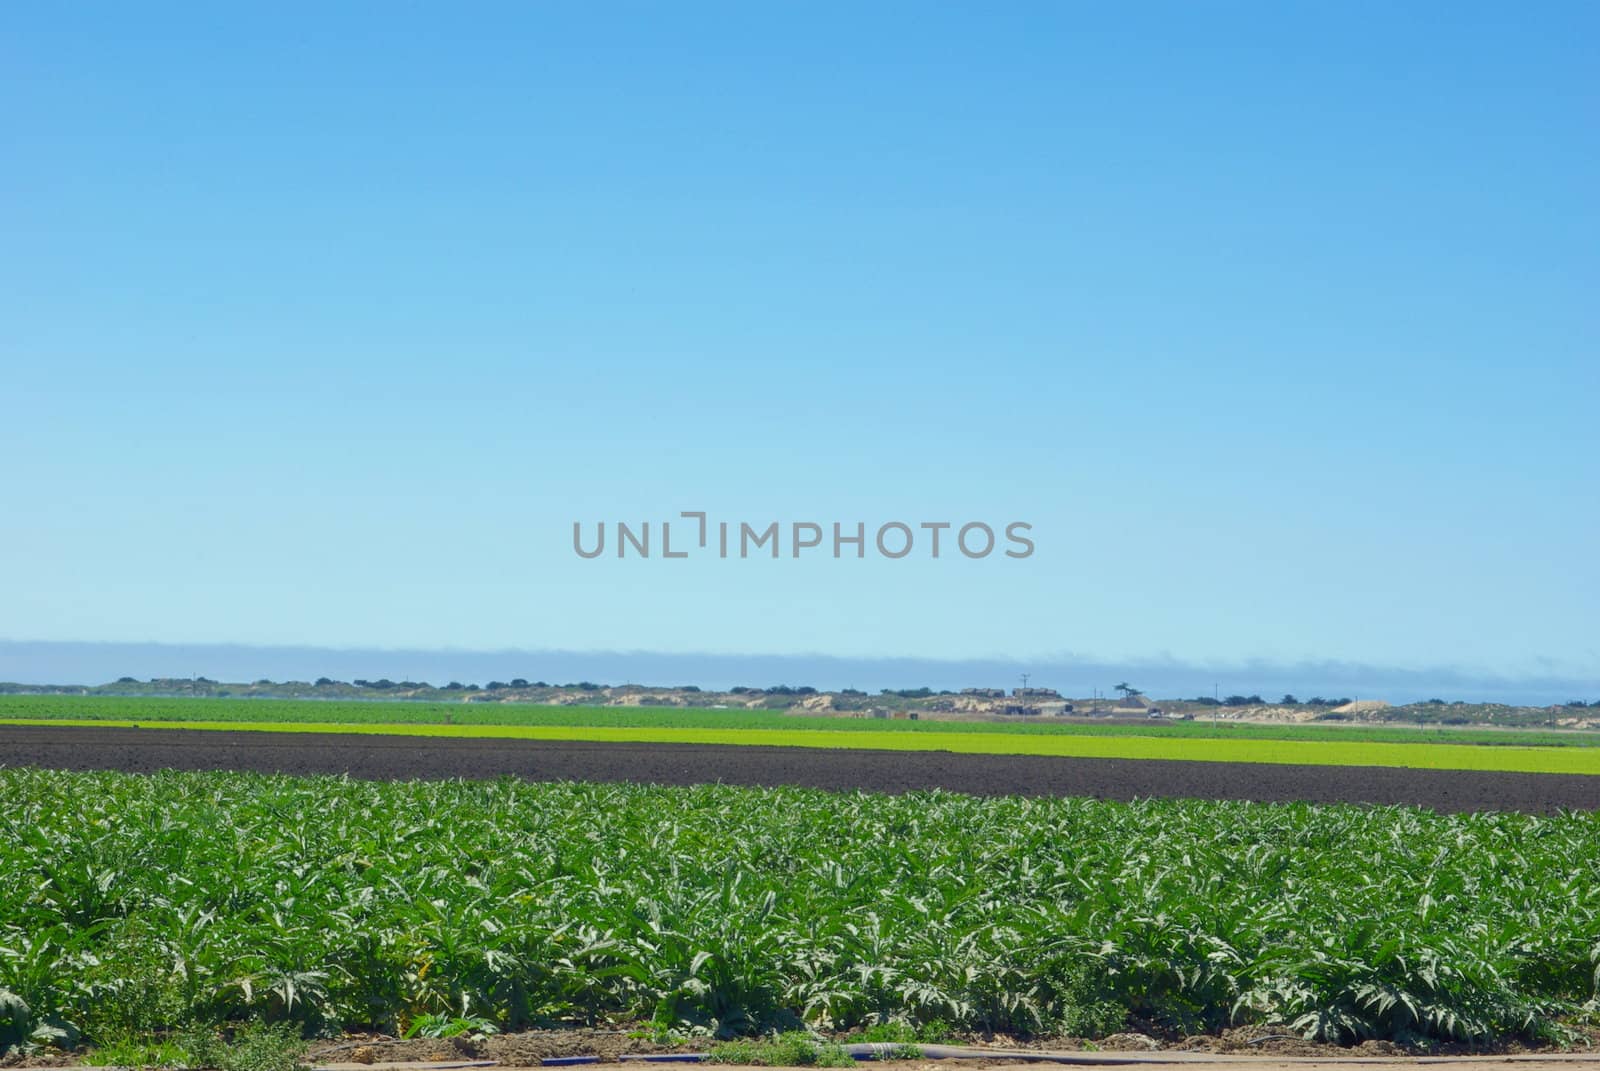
2 769 1598 1050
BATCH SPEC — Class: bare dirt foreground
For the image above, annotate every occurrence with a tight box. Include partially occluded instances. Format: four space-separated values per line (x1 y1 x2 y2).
4 725 1600 812
31 1053 1600 1071
299 1060 1600 1071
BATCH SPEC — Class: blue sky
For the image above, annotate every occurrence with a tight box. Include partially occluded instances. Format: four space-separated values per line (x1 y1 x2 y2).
2 2 1596 687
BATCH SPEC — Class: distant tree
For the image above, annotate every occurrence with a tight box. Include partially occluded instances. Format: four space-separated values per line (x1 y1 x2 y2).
1191 696 1221 706
485 681 507 690
510 678 529 688
353 679 370 688
730 687 752 694
1567 699 1589 708
532 681 549 688
1281 694 1299 705
1426 698 1447 705
314 677 339 687
839 688 866 697
575 681 601 691
1223 695 1251 706
116 676 138 683
254 679 274 686
680 685 702 693
443 681 463 691
1113 682 1136 698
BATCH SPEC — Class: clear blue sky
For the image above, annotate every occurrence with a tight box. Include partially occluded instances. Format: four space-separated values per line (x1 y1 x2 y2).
2 2 1596 684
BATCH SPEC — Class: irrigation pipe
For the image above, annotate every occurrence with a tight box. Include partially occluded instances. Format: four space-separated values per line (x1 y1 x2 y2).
610 1046 1200 1064
616 1058 709 1064
850 1045 1182 1063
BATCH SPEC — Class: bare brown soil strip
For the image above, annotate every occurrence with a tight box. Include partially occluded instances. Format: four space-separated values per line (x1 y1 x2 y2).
4 725 1599 812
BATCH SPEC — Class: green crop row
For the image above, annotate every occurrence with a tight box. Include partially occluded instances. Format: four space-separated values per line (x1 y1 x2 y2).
3 769 1599 1052
4 694 1598 749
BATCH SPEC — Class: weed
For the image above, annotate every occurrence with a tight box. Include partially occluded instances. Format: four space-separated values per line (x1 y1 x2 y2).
708 1032 856 1066
90 1034 192 1068
181 1022 308 1071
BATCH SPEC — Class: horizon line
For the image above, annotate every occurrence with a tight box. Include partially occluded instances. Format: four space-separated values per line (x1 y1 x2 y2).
1 638 1597 707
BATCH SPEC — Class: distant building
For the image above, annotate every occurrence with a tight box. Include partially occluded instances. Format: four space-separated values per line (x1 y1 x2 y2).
1002 700 1074 716
961 687 1006 698
1111 693 1162 715
1013 686 1061 699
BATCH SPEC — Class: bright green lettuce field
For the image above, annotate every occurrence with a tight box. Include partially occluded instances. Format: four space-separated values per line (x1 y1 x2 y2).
3 769 1599 1051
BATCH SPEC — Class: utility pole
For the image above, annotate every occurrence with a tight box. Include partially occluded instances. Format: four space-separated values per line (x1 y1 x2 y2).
1021 672 1031 692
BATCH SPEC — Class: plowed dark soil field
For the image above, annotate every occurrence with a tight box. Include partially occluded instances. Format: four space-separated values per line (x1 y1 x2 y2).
4 724 1598 812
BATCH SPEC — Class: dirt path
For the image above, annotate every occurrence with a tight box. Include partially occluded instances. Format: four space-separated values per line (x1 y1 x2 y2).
299 1059 1600 1071
963 1062 1600 1069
